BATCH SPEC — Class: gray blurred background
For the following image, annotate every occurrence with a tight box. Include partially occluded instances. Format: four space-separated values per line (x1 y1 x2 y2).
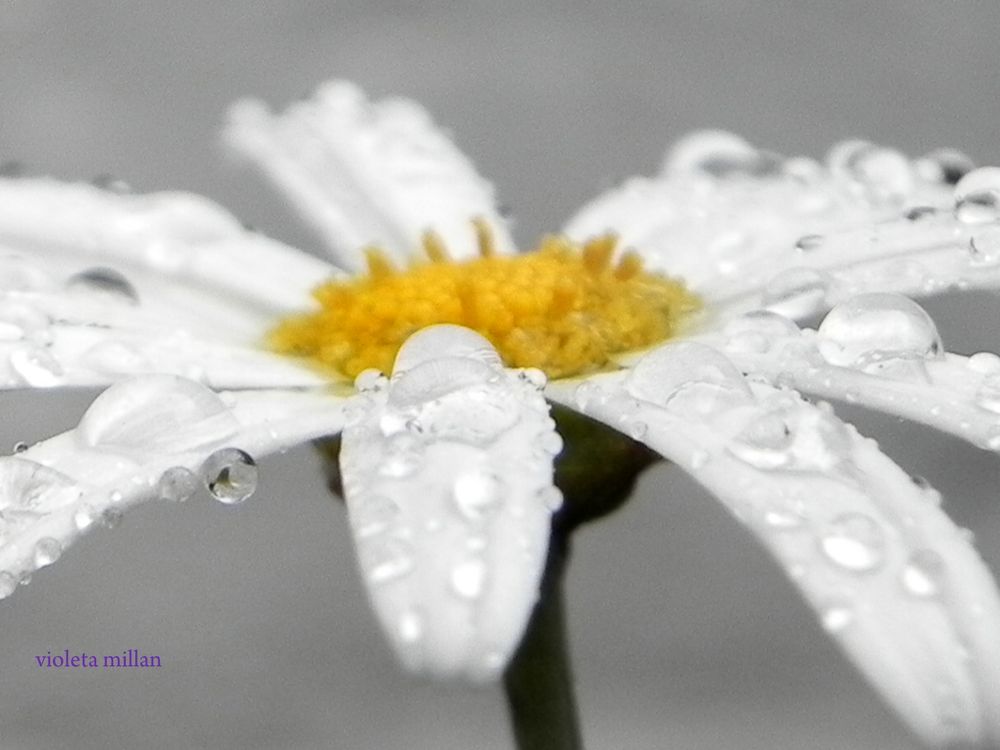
1 3 999 749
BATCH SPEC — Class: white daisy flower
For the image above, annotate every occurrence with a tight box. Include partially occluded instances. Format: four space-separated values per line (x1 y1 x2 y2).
1 80 999 747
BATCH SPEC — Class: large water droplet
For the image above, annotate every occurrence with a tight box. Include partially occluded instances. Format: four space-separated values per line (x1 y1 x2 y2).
723 310 800 354
627 342 753 419
201 448 257 505
411 385 520 446
9 346 63 387
954 167 1000 224
66 267 139 304
820 513 886 573
917 148 975 185
33 537 62 568
828 140 915 201
760 268 831 318
728 412 793 469
817 293 942 368
664 130 778 177
450 558 487 599
389 357 498 408
77 375 236 451
393 325 502 374
900 549 945 598
156 466 199 503
453 471 502 521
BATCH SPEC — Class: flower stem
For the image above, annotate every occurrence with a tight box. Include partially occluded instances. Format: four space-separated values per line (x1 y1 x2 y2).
503 530 583 750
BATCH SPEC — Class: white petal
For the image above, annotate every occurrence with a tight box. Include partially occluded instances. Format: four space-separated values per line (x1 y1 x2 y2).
0 177 339 335
225 80 515 270
0 375 346 593
696 301 1000 453
563 135 1000 320
338 326 557 682
547 348 1000 747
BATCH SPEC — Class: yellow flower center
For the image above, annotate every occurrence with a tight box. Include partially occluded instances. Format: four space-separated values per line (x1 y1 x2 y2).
269 221 700 380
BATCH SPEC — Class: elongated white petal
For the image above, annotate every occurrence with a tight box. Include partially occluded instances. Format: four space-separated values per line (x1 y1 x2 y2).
0 375 346 594
225 81 515 270
563 135 1000 320
338 326 558 682
695 300 1000 453
547 345 1000 747
0 177 339 338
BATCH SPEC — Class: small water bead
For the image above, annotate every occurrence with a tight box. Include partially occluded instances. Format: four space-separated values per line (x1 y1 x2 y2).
821 604 855 633
900 549 945 598
728 413 793 470
517 368 547 390
723 310 800 354
663 130 761 176
0 571 16 599
452 471 502 521
828 140 916 202
760 268 831 318
967 226 1000 267
817 293 942 368
627 342 753 419
572 381 602 410
967 351 1000 374
9 346 63 387
156 466 199 503
537 486 564 512
953 167 1000 224
626 420 648 440
365 538 415 584
917 148 975 185
354 368 387 393
12 441 27 454
201 448 258 505
794 234 825 252
73 505 97 531
33 537 62 568
974 372 1000 414
536 430 564 457
450 558 487 599
66 267 139 304
820 513 886 573
397 611 424 644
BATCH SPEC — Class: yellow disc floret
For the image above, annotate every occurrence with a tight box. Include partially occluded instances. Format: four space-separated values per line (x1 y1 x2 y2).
269 222 701 380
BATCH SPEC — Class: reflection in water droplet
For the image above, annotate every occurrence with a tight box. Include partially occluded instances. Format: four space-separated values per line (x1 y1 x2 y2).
9 346 63 387
33 537 62 568
66 267 139 304
820 513 886 573
202 448 258 504
760 268 831 318
817 293 942 368
900 549 945 598
453 471 502 521
156 466 199 503
450 558 487 599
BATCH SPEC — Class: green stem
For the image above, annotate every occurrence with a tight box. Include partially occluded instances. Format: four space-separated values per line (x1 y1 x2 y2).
503 530 583 750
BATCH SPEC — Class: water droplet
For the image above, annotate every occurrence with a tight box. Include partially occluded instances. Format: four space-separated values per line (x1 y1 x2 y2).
817 293 942 368
411 385 520 446
9 346 63 387
77 375 236 451
573 381 601 410
904 206 938 222
728 413 793 469
393 325 502 374
517 368 547 390
968 351 1000 374
663 130 764 176
900 549 945 598
723 311 799 354
33 537 62 568
820 513 886 573
389 357 498 409
66 267 139 304
967 225 1000 267
828 140 915 201
537 486 564 512
12 441 27 454
0 571 16 599
763 504 804 530
626 420 648 440
354 368 387 393
536 430 563 456
761 268 831 318
201 448 258 504
820 604 855 633
954 167 1000 224
73 505 97 531
453 471 502 521
918 148 975 185
627 342 753 419
450 558 487 599
794 234 824 252
156 466 199 503
397 611 423 644
365 538 415 584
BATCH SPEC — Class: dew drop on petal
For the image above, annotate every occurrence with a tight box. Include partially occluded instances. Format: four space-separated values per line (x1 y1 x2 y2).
452 471 502 521
411 386 520 446
450 558 487 599
537 485 564 512
917 147 975 185
820 513 886 573
904 206 938 222
817 293 942 368
663 130 760 175
389 357 497 408
760 268 831 318
723 311 800 354
967 351 1000 374
397 610 423 644
393 325 502 374
202 448 258 505
967 226 1000 268
0 571 16 599
820 603 855 633
728 412 793 469
12 441 27 454
900 549 945 598
9 346 63 387
627 342 753 419
73 505 97 531
365 538 416 585
573 381 601 410
33 537 62 568
828 140 916 202
156 466 199 503
953 167 1000 224
354 368 387 393
66 267 139 304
